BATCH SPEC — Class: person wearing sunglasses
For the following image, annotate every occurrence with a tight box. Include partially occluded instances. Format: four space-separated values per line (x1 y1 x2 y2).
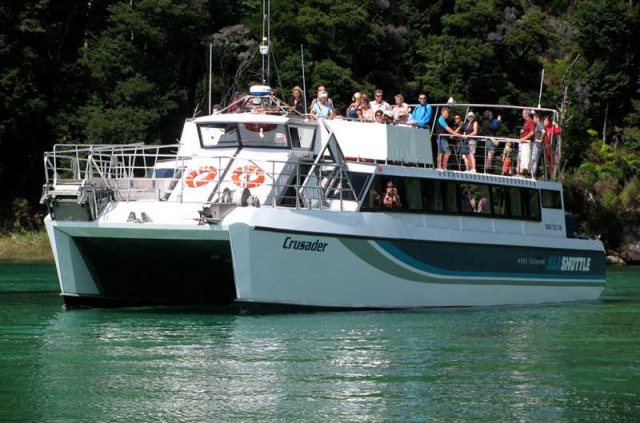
407 93 432 129
370 89 391 114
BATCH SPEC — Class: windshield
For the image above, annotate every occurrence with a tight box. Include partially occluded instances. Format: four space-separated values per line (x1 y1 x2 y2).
198 122 289 148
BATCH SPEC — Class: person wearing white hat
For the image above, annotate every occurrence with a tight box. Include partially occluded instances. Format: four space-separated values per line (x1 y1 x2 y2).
461 111 479 172
310 91 335 120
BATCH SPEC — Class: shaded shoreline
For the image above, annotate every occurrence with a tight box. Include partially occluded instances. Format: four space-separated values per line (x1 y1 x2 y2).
0 232 54 262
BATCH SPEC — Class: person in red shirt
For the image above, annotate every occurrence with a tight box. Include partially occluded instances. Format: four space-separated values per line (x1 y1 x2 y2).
543 115 561 174
518 109 535 177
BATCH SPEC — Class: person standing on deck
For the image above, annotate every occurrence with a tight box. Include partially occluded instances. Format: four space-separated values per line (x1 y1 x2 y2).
434 107 460 170
407 93 432 129
518 109 535 177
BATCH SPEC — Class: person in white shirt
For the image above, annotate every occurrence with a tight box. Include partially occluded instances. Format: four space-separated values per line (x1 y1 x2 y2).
369 89 391 114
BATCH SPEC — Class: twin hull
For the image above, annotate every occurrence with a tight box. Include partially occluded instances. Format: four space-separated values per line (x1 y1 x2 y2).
46 207 606 310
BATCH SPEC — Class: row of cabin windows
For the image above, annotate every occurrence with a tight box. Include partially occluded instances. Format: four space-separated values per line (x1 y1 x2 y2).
361 176 563 220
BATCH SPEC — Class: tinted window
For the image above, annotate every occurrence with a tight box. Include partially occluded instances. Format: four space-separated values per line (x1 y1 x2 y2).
541 189 562 209
523 188 541 219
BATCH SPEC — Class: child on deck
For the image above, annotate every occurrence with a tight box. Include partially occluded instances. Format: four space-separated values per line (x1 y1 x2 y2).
502 142 513 175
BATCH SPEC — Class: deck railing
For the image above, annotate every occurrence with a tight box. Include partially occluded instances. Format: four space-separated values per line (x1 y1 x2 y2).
43 144 357 211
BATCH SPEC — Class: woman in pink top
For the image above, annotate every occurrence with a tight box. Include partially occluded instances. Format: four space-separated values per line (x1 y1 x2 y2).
543 116 561 174
360 95 375 121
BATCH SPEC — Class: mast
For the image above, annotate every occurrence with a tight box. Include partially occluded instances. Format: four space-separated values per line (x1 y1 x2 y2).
260 0 270 85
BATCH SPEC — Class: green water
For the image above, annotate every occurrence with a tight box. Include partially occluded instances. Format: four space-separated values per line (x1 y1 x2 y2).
1 263 639 422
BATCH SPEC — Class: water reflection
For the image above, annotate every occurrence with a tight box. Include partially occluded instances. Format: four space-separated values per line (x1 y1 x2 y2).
1 265 639 422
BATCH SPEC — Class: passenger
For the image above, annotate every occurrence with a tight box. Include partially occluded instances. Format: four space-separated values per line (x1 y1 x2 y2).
383 181 401 208
346 92 362 119
374 109 384 123
518 109 535 177
543 116 561 174
482 110 502 172
370 89 392 114
287 86 305 114
407 92 432 129
360 95 375 121
453 114 463 132
530 113 546 179
433 107 460 170
227 91 243 113
501 142 513 175
392 95 410 123
356 107 364 120
310 91 335 120
476 197 488 213
382 111 394 124
461 188 476 213
461 112 479 172
309 85 334 112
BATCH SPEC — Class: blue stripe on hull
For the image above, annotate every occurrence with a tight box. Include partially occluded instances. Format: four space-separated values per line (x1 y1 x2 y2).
376 240 605 281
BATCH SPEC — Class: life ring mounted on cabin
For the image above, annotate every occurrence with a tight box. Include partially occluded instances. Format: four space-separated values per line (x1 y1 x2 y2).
231 165 266 188
185 165 218 188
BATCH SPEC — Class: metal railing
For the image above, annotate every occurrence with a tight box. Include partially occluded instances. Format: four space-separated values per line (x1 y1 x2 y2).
43 144 357 211
433 134 558 180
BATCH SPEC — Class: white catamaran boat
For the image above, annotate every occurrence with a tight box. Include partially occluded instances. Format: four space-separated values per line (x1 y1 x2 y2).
40 88 606 310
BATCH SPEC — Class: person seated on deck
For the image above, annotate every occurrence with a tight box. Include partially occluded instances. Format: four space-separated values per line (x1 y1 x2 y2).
374 109 384 123
346 92 362 119
434 107 461 170
407 92 432 129
392 95 410 123
310 91 335 120
383 181 402 208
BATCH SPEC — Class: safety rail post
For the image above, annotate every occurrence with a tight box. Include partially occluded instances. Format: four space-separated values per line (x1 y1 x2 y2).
272 160 276 208
295 162 300 209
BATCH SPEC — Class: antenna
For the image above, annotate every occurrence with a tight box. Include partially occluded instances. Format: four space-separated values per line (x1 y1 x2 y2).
260 0 270 84
537 68 544 109
301 44 307 115
208 42 212 115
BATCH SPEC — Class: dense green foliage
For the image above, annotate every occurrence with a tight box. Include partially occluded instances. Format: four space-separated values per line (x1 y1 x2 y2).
1 0 639 251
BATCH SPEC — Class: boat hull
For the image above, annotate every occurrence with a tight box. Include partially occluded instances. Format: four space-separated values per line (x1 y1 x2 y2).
45 210 606 310
228 221 606 309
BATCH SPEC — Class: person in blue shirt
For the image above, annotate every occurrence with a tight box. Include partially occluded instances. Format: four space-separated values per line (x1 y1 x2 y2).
407 92 432 129
434 107 460 170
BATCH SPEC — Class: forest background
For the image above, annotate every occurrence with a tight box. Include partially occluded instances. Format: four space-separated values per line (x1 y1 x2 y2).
1 0 639 261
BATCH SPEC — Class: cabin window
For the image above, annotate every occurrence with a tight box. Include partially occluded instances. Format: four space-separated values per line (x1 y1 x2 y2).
541 189 562 209
347 172 371 200
508 187 524 218
360 175 540 221
523 188 541 219
289 126 315 149
198 123 291 148
402 178 422 211
198 123 239 147
491 186 508 216
238 123 289 147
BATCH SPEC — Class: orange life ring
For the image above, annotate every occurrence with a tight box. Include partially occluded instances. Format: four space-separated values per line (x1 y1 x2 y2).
185 165 217 188
244 123 277 133
231 165 266 188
